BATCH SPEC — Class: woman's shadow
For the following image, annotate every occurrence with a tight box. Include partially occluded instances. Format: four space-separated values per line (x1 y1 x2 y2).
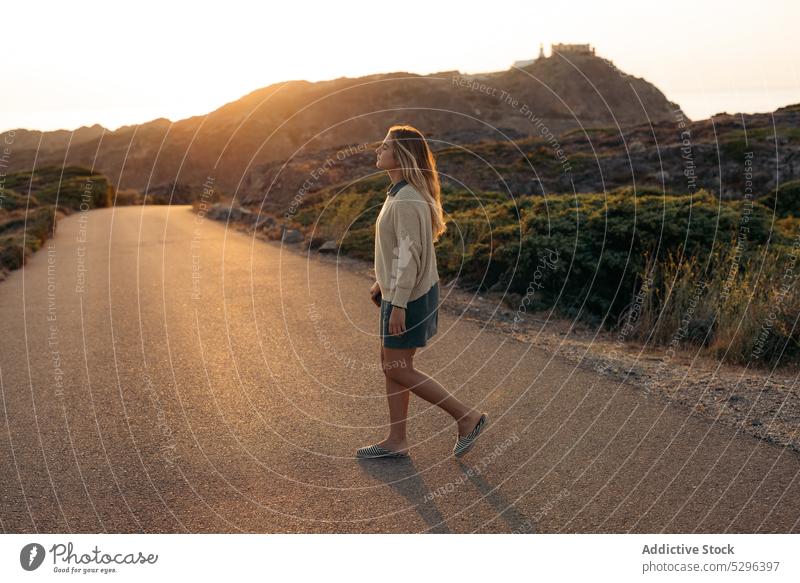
357 457 534 533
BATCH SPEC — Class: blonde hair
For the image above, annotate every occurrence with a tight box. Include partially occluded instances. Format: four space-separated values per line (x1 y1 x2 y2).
386 124 447 242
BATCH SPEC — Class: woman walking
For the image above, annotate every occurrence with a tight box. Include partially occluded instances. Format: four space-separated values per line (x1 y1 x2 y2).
356 124 488 459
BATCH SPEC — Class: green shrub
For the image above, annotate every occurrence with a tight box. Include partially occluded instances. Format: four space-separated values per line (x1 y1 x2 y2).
0 167 111 275
4 166 113 211
299 178 796 366
758 179 800 218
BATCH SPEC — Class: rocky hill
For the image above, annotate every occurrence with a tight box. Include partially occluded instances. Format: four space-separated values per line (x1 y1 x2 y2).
244 103 799 214
1 50 685 206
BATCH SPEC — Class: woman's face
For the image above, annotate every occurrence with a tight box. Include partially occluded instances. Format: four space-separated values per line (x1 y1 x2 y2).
375 135 398 170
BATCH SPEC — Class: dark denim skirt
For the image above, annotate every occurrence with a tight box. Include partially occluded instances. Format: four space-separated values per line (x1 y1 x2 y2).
380 281 439 348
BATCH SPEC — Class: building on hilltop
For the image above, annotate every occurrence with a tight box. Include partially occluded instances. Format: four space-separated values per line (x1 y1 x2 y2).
512 43 597 68
551 43 595 56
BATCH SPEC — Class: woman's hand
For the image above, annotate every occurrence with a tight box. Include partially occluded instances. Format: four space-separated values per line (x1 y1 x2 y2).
388 305 406 335
370 281 382 307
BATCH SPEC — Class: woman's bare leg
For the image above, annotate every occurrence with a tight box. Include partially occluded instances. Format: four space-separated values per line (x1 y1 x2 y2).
383 346 483 437
377 345 411 453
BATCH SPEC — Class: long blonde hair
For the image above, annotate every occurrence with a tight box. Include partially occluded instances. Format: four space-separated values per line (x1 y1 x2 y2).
386 124 447 242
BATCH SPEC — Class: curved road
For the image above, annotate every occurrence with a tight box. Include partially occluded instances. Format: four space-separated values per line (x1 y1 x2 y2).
0 206 798 533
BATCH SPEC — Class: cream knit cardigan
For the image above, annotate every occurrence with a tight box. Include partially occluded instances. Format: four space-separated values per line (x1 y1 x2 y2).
374 183 440 308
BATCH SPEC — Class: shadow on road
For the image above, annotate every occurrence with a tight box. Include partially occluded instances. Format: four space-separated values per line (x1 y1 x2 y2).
357 459 453 532
455 459 536 533
357 457 534 533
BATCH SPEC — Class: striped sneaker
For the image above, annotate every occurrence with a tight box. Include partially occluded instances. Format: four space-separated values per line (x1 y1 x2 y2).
453 413 488 457
356 444 409 459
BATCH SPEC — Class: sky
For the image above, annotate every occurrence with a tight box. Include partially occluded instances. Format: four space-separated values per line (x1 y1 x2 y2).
3 0 799 133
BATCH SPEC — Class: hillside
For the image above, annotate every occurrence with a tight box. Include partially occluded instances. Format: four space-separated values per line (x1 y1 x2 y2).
257 103 799 213
1 50 684 205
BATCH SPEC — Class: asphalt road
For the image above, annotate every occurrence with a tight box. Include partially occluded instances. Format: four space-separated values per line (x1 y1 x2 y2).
1 205 798 533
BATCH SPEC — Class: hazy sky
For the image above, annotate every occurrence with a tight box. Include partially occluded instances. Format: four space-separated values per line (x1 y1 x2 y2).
3 0 799 133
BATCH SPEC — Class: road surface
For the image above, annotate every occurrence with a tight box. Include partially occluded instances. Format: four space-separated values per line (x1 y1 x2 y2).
0 206 798 533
